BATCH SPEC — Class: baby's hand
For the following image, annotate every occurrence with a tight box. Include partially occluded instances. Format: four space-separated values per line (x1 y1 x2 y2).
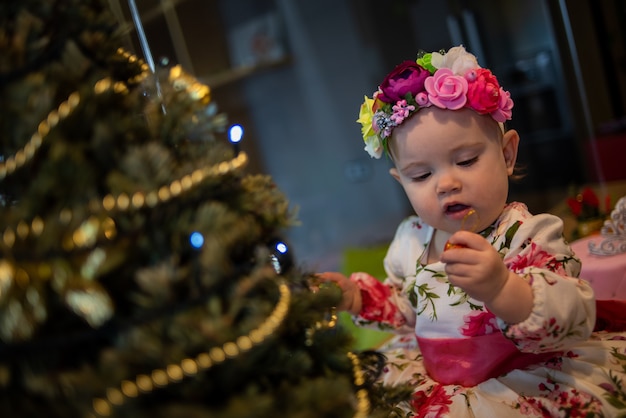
440 230 511 304
315 272 362 315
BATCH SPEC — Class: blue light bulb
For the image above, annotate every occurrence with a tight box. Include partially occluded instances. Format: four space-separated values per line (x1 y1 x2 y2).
190 231 204 249
275 241 287 254
229 124 243 143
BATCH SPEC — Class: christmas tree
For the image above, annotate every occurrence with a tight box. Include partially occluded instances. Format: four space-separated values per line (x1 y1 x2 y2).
0 1 409 416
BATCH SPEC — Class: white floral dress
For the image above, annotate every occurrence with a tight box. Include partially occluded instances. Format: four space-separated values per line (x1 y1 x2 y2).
351 202 626 417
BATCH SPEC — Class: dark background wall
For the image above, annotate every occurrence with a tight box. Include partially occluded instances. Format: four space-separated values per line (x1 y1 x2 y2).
113 0 626 269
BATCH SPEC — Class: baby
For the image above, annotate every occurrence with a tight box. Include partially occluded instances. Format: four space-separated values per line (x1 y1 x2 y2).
319 46 626 417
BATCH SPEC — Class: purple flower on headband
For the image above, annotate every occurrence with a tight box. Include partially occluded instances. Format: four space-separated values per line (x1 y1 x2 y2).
425 68 468 110
373 111 395 139
378 61 430 104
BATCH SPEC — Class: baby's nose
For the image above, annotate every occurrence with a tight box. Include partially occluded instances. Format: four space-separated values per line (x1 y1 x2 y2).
436 173 461 195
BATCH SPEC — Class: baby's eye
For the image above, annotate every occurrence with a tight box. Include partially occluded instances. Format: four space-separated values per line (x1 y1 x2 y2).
412 172 431 182
458 156 478 167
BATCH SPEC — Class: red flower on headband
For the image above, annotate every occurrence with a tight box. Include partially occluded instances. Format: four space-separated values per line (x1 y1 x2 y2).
377 61 430 104
466 68 501 114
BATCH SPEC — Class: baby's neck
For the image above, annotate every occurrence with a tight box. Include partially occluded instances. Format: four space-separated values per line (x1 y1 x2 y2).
428 229 452 264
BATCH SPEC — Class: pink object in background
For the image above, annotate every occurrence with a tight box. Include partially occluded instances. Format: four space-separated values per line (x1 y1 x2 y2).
571 235 626 300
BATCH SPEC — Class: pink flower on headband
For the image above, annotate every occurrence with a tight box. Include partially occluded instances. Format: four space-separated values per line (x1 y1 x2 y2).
491 88 514 123
466 68 501 114
424 68 468 110
415 92 430 107
391 100 415 124
378 61 430 103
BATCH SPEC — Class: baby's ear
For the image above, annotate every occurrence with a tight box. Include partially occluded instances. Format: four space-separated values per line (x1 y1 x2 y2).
502 129 520 174
389 167 401 183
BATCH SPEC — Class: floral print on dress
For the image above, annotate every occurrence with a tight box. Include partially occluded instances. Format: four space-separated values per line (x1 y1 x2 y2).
507 241 567 275
460 310 498 336
542 350 579 371
411 384 453 417
414 263 482 319
349 202 626 416
513 378 604 417
602 348 626 413
350 272 406 329
503 314 591 353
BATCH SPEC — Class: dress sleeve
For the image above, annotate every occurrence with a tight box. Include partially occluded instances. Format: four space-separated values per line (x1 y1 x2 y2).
497 212 595 353
349 218 422 334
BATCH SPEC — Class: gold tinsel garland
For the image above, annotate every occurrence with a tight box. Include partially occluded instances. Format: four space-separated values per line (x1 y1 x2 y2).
1 46 234 253
0 48 149 181
2 48 372 418
89 281 370 418
90 281 291 417
0 47 248 337
0 151 248 252
348 351 372 418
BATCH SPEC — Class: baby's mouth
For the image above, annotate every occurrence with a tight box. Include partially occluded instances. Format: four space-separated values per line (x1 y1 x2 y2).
445 203 470 214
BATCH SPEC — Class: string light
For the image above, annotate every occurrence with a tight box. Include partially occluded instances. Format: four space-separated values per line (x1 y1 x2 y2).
228 124 243 156
274 241 287 254
269 239 291 274
189 231 204 249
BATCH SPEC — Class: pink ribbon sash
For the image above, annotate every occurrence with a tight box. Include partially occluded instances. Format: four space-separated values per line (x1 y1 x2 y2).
416 333 560 387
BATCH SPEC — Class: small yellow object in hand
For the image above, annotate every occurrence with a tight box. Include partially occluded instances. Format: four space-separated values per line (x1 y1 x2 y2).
444 208 480 251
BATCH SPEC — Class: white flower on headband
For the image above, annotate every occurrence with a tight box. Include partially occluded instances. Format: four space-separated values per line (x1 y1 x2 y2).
356 45 514 159
364 135 383 159
430 46 479 76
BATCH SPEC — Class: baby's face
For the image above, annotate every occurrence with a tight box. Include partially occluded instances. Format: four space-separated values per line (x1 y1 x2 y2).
388 107 518 234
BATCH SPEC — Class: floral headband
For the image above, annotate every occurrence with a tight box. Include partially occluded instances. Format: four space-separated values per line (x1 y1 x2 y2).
357 46 514 159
